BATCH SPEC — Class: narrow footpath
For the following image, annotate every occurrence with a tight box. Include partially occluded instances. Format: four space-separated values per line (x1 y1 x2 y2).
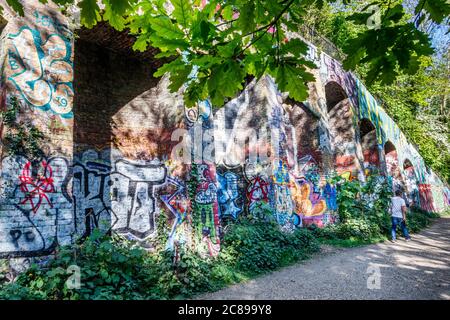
197 217 450 300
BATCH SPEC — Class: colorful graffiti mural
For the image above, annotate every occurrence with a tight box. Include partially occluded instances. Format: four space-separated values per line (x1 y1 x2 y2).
1 3 448 263
217 170 243 220
161 175 190 251
18 160 56 213
357 80 448 213
6 26 73 117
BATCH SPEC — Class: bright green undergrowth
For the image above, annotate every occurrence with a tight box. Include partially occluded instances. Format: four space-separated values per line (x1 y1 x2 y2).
0 221 319 300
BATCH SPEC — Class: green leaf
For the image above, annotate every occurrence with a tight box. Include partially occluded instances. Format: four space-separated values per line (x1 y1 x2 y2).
103 3 127 31
149 33 189 52
184 80 208 107
192 55 223 69
200 20 211 42
217 40 240 58
237 2 256 34
281 38 309 57
79 0 101 28
416 0 450 24
149 15 184 40
153 57 185 78
132 33 151 52
155 51 178 58
172 0 192 28
221 5 234 21
6 0 24 16
243 53 267 79
273 64 314 102
208 60 245 106
384 4 404 24
108 0 135 15
169 64 193 92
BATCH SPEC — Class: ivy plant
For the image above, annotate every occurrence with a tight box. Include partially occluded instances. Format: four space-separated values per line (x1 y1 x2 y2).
0 96 45 160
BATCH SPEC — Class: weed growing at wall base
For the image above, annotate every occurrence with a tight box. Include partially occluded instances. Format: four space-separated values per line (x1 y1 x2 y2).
0 222 320 300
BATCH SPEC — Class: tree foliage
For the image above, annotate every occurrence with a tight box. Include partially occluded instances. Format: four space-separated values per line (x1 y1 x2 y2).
1 0 449 108
308 1 450 183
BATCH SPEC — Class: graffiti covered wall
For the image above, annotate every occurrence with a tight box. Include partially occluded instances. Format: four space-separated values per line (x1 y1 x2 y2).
0 0 448 261
0 1 74 259
356 79 448 212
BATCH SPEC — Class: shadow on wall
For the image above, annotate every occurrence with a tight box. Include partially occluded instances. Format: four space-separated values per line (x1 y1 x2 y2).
359 118 381 177
71 27 185 244
325 81 363 180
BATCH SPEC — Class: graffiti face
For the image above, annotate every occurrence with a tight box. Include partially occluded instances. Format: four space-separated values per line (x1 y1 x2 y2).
7 26 73 117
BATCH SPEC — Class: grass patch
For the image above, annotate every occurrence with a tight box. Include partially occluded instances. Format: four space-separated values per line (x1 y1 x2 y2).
318 235 389 248
311 207 440 248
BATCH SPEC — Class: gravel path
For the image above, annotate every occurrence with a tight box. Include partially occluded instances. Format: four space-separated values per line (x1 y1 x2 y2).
196 216 450 300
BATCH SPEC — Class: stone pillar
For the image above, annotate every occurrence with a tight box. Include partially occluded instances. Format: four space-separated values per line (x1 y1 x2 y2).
377 144 387 176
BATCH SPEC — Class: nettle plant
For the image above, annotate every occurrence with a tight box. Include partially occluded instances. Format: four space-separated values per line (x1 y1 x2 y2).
1 0 448 108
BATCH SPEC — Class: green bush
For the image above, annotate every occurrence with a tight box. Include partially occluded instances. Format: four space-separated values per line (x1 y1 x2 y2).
0 231 168 300
221 221 319 274
311 176 440 244
405 208 440 233
0 220 320 300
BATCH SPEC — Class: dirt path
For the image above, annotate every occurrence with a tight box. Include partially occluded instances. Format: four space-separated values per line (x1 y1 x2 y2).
196 217 450 300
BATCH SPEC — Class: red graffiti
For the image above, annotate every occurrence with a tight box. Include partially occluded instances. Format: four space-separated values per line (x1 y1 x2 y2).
335 154 356 170
19 161 55 213
363 147 380 167
418 184 435 213
247 176 269 203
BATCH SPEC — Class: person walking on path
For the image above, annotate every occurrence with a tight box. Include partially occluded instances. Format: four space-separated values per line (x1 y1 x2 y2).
390 189 411 243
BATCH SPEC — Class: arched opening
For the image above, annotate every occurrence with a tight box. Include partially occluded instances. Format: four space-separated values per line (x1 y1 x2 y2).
325 81 361 180
359 118 379 176
325 81 348 112
72 23 184 243
403 159 413 170
384 141 403 191
286 101 322 174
